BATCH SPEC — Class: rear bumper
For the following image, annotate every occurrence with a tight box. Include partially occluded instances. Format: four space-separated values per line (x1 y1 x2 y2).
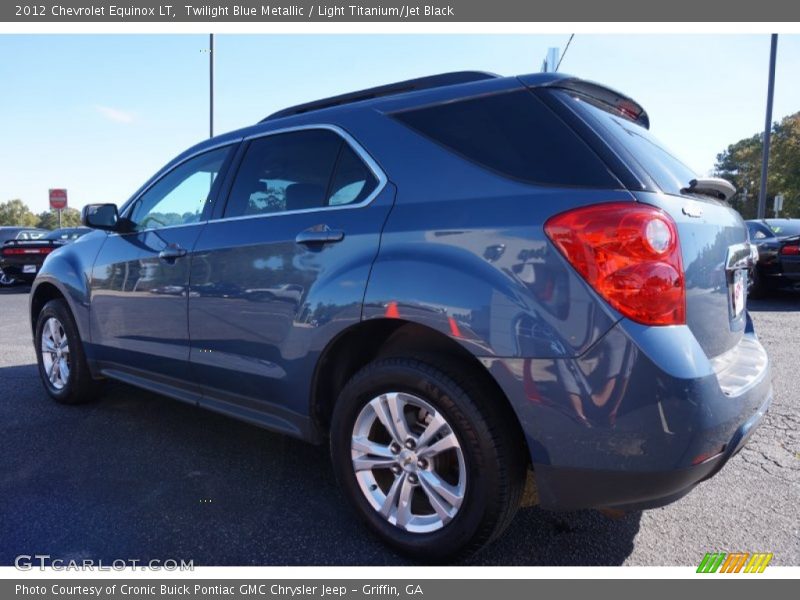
533 387 771 510
482 313 772 511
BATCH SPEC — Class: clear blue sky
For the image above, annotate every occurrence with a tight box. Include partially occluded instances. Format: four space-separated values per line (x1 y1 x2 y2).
1 34 798 213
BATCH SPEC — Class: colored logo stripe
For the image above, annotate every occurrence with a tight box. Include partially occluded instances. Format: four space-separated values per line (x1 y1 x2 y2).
697 552 773 573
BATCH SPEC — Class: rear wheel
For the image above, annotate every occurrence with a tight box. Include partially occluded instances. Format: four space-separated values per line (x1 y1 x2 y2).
0 269 16 287
35 299 102 404
330 357 526 562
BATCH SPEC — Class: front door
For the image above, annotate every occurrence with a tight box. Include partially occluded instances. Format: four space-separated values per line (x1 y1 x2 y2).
89 145 234 385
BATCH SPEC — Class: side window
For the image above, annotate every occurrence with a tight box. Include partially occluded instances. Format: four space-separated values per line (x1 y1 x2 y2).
224 130 342 218
129 146 231 232
392 90 617 187
327 144 379 207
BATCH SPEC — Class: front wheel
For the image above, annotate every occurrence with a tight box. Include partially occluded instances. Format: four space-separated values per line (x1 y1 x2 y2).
330 358 526 562
35 299 102 404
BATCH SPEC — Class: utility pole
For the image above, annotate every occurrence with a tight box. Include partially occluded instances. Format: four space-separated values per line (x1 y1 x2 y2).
757 34 778 219
209 33 214 138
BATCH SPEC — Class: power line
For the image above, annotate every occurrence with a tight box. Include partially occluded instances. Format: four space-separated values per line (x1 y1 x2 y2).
555 34 575 72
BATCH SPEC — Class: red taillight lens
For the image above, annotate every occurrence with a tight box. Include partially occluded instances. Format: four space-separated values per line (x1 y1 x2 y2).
544 202 685 326
780 244 799 256
1 247 53 255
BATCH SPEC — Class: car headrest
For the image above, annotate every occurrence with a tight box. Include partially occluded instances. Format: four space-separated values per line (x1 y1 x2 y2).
284 183 325 212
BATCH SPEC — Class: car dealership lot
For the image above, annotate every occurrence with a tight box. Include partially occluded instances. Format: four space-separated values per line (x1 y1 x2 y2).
0 286 797 566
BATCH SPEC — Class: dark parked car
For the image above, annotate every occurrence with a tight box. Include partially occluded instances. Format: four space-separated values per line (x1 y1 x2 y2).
746 218 800 296
30 72 771 561
1 227 91 284
0 226 48 285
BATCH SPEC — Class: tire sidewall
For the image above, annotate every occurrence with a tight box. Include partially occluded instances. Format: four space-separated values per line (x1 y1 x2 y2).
35 300 80 402
330 360 502 561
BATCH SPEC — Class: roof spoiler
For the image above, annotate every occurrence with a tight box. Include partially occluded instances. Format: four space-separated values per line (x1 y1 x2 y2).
262 71 500 122
538 77 650 129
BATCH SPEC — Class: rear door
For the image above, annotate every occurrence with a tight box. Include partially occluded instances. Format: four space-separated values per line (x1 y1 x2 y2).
187 126 393 424
545 86 751 359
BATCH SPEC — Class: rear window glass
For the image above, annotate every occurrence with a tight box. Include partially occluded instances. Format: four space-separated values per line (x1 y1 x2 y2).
765 220 800 237
556 90 697 196
391 90 617 188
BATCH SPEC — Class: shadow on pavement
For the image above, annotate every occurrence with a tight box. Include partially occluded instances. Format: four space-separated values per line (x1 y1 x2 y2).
0 365 639 566
0 284 30 295
748 290 800 312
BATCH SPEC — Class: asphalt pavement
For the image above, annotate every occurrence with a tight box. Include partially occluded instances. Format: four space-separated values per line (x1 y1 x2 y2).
0 285 797 566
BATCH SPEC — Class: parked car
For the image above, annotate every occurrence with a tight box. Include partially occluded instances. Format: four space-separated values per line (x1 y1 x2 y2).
30 72 772 561
1 227 90 283
0 226 48 285
746 218 800 296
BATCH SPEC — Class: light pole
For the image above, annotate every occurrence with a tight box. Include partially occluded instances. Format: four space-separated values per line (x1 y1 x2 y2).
209 33 214 138
757 34 778 219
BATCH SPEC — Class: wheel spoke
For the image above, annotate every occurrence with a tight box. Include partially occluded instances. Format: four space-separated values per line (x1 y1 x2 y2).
59 358 70 384
395 476 415 528
353 455 396 471
47 319 59 344
48 358 59 384
416 411 447 449
385 392 413 443
418 432 459 459
352 436 394 458
41 337 56 353
419 469 464 510
370 395 404 445
379 472 406 518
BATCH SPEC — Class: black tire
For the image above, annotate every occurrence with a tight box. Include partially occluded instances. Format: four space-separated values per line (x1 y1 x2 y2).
330 357 527 562
35 298 102 405
748 267 768 299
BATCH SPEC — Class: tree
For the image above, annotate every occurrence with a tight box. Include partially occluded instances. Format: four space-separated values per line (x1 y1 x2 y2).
36 208 82 230
715 112 800 219
0 199 38 227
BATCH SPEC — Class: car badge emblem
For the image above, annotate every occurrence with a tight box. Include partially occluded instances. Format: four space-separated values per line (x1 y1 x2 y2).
682 203 703 218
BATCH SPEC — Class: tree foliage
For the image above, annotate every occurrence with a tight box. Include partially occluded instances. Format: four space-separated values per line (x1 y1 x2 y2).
715 112 800 219
0 199 39 227
36 207 82 229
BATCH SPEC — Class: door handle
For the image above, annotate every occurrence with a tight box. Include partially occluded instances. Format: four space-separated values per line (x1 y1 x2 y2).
159 245 188 262
295 228 345 246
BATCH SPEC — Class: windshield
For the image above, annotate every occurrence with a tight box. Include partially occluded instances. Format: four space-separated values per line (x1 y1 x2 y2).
765 220 800 237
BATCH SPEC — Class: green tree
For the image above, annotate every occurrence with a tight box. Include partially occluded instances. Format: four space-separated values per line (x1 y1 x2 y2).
36 208 82 230
715 112 800 219
0 199 38 227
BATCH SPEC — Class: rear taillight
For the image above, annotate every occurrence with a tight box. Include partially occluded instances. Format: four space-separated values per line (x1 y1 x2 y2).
1 247 53 255
544 202 685 326
780 244 799 256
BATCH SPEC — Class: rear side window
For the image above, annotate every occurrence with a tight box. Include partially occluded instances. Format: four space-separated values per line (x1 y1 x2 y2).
224 129 380 218
391 90 617 187
555 90 697 196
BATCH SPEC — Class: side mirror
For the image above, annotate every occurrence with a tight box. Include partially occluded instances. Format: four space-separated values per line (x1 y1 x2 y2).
82 203 120 231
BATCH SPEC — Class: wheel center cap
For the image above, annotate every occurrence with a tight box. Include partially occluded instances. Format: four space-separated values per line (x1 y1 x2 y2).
399 449 417 472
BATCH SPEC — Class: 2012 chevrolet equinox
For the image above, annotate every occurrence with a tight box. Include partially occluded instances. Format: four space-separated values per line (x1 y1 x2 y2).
30 72 772 561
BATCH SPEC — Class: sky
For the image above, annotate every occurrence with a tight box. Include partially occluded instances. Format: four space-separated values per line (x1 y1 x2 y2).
1 34 799 213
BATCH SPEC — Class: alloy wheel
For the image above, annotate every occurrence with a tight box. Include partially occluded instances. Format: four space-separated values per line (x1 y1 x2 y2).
350 392 466 533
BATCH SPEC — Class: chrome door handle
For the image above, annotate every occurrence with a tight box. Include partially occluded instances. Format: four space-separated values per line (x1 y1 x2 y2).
159 245 188 262
295 228 345 245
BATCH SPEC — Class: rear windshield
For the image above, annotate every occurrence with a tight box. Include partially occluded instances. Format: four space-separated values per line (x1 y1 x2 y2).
391 90 618 188
554 90 697 196
765 220 800 237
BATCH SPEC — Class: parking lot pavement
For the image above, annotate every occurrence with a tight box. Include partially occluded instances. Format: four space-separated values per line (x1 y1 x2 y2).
0 285 797 566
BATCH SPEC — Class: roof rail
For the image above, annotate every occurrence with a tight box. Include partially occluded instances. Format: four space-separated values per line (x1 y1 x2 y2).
262 71 499 122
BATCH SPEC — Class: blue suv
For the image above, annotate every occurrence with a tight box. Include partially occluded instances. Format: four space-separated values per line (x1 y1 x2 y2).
30 72 772 561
